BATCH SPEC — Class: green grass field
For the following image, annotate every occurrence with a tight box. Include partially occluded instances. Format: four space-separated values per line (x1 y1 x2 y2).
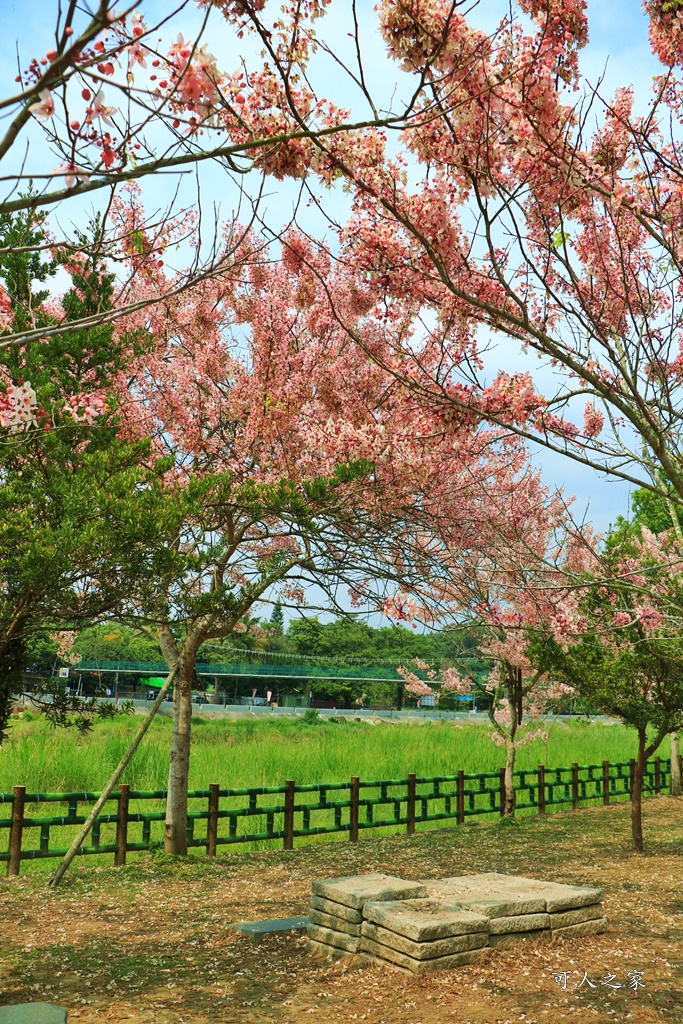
0 712 674 874
0 711 671 794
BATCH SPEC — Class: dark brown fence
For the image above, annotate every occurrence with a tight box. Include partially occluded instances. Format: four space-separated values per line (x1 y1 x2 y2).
1 756 675 875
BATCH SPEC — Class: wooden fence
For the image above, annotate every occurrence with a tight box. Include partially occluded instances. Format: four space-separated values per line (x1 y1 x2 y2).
1 756 676 875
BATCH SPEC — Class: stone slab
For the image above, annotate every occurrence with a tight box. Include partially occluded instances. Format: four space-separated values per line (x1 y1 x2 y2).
310 895 362 923
488 913 549 934
551 917 607 940
232 916 309 936
426 873 602 914
543 887 603 913
362 899 489 941
488 929 547 949
549 905 603 929
361 921 487 960
425 877 546 916
456 896 548 917
309 908 362 936
360 936 482 974
306 923 360 952
0 1007 67 1024
478 873 603 913
306 937 356 960
312 874 427 910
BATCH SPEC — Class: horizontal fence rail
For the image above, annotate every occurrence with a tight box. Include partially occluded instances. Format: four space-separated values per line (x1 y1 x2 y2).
1 756 677 875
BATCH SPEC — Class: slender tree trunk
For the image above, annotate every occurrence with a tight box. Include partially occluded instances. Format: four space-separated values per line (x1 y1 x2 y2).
49 666 178 885
671 732 682 797
631 728 646 854
504 735 517 816
164 653 194 855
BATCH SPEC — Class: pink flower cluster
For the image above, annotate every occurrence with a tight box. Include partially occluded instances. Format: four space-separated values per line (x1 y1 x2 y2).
0 287 12 331
397 666 433 697
0 381 38 431
64 392 107 424
382 593 417 621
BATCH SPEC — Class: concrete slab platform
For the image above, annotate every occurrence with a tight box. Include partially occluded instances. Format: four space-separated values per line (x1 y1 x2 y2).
232 916 309 936
0 1006 67 1024
548 905 603 929
488 913 549 934
309 909 362 936
306 923 360 952
310 895 362 923
425 873 602 914
551 917 607 940
362 899 489 941
306 937 356 960
312 874 427 910
361 920 488 960
359 935 483 974
425 876 546 915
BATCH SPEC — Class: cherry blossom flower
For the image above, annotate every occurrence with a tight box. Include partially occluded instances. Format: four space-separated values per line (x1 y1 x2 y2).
28 88 55 121
397 666 433 697
0 287 12 331
64 392 107 424
91 90 116 126
51 163 90 188
0 381 38 431
583 403 604 438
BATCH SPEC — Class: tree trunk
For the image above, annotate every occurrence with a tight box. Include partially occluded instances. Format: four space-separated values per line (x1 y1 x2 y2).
50 666 178 885
164 655 194 855
631 728 646 854
671 732 682 797
503 736 516 817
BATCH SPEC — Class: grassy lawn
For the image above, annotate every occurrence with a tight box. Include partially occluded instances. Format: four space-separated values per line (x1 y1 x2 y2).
1 712 670 794
1 796 681 1023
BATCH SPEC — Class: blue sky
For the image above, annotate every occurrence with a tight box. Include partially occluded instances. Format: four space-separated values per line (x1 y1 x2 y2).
0 0 666 534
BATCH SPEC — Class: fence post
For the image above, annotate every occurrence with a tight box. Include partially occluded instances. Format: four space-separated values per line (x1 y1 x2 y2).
283 779 295 851
349 776 359 842
602 760 610 805
538 765 546 816
629 758 636 797
114 784 130 867
7 786 25 878
207 783 219 857
499 768 505 817
571 763 579 811
406 773 416 835
456 770 465 825
654 756 661 795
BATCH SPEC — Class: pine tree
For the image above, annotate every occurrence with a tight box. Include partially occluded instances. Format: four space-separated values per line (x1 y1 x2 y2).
270 601 285 636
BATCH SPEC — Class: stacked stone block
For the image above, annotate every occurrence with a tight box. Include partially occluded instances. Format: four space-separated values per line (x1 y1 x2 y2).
426 873 606 946
307 872 606 972
306 874 427 957
360 899 489 974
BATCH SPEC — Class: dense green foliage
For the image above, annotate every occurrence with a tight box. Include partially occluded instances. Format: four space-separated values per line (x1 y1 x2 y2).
0 208 159 739
73 617 481 667
67 616 488 706
73 625 161 664
0 712 662 794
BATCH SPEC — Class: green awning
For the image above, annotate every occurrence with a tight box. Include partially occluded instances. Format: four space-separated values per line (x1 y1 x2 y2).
145 677 171 688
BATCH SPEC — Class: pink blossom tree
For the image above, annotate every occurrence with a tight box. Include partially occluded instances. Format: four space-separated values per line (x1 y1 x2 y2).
385 465 595 815
535 522 683 851
0 0 432 360
109 208 538 853
12 0 683 523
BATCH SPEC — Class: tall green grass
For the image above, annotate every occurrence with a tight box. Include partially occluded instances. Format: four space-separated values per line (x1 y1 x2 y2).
0 712 668 795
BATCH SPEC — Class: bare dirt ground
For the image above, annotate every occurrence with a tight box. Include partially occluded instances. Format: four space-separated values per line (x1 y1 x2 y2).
1 797 682 1024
